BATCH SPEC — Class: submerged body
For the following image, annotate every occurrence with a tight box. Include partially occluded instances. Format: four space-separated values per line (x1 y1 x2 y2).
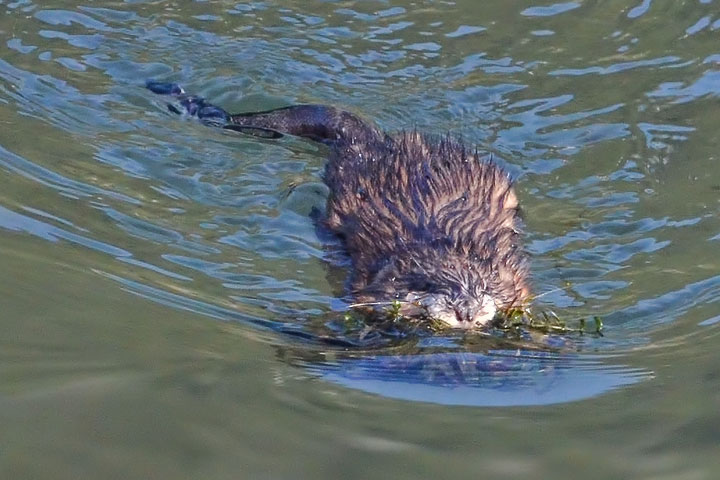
147 81 531 328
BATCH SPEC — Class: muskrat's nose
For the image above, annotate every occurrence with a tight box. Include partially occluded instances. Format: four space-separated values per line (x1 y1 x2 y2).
471 296 498 326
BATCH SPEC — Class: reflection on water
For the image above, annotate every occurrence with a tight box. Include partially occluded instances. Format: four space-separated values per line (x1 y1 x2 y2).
2 0 720 478
307 352 652 407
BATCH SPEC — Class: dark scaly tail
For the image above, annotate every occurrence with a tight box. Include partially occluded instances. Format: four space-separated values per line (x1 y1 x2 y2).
145 80 282 138
145 80 385 145
145 81 184 96
146 81 229 126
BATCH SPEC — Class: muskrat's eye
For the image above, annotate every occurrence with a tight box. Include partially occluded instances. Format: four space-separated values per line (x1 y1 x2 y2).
409 279 435 292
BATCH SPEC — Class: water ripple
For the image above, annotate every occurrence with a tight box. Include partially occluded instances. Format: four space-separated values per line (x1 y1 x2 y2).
0 145 139 204
647 70 720 104
521 2 581 17
549 56 684 76
2 1 719 410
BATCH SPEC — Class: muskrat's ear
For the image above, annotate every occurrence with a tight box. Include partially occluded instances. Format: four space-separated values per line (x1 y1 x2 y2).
503 187 519 210
369 256 401 285
223 124 284 139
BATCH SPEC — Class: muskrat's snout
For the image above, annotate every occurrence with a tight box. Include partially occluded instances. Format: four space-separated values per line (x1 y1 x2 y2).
402 291 498 329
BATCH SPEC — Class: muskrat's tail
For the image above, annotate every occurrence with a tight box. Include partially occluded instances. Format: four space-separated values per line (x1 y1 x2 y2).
145 80 231 126
146 80 385 145
146 80 283 138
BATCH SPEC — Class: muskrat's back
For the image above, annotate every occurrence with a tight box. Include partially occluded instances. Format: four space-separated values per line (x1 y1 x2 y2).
325 130 530 327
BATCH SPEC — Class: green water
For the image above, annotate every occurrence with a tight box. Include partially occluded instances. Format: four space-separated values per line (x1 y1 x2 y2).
1 0 719 478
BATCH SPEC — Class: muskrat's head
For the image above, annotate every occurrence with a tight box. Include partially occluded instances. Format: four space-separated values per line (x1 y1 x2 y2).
352 241 530 329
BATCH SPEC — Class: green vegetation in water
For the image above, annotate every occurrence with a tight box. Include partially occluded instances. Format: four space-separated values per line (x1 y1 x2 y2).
346 301 603 337
381 300 450 332
387 299 403 321
498 308 604 336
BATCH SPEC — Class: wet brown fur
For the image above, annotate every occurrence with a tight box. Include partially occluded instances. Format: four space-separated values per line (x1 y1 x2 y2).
322 128 531 314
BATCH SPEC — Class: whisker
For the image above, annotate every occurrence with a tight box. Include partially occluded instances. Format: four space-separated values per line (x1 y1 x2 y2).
532 286 567 300
347 300 407 308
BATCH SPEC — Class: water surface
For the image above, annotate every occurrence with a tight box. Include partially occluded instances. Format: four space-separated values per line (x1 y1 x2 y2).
1 1 719 478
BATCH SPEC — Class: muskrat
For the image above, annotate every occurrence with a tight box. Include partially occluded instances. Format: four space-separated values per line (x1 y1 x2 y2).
147 81 531 328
